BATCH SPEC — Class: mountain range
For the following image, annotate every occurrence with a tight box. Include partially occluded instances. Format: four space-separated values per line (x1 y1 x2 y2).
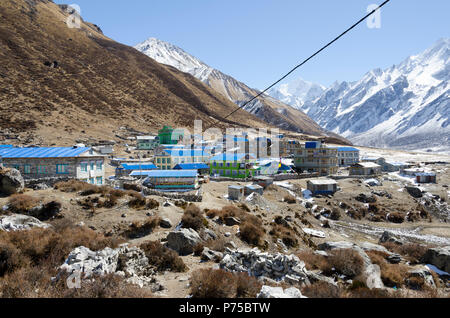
269 38 450 153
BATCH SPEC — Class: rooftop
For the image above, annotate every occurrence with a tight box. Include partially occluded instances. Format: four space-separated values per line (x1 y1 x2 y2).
0 147 94 158
353 162 381 168
163 149 208 157
120 163 157 170
130 170 198 178
308 179 338 185
173 163 209 170
210 153 255 161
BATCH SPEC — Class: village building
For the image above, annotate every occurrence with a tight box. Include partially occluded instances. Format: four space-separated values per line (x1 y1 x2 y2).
210 153 258 179
416 172 437 184
173 163 210 176
253 176 274 189
307 179 338 196
244 184 264 196
136 136 159 150
0 147 105 184
349 162 382 176
228 185 244 201
294 141 338 176
154 149 210 170
401 167 426 176
158 126 184 145
279 140 302 157
362 157 409 172
332 147 360 166
115 162 157 177
138 170 199 192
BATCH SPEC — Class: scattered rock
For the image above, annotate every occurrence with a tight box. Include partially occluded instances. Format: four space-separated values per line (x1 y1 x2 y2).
203 228 217 241
405 186 423 198
364 264 384 289
159 218 173 229
224 217 241 226
0 168 24 195
201 247 223 263
386 254 403 264
422 246 450 273
257 286 306 298
379 231 403 245
355 193 377 204
0 214 50 232
407 266 436 289
166 228 202 256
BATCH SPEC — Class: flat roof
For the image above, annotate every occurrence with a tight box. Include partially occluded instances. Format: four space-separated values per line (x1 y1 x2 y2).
308 179 337 185
353 162 381 168
121 163 157 170
131 170 198 178
0 147 93 158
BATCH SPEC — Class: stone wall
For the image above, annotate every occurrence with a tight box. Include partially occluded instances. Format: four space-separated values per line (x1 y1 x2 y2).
210 173 318 183
143 187 202 202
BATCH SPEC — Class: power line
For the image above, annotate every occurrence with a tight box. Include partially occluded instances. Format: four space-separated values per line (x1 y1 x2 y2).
210 0 391 128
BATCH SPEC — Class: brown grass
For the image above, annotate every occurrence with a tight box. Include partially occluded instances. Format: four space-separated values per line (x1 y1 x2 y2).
181 204 207 231
284 195 296 204
140 241 187 273
366 250 410 288
387 212 405 224
7 194 39 214
381 242 429 264
301 281 343 298
123 217 161 239
190 268 262 298
269 224 298 248
326 249 364 278
297 250 330 272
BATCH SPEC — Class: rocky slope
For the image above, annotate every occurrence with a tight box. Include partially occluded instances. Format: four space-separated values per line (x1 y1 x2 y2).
0 0 271 146
270 39 450 153
135 38 330 136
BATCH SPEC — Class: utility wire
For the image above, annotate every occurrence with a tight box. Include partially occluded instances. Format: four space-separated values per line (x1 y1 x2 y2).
210 0 391 128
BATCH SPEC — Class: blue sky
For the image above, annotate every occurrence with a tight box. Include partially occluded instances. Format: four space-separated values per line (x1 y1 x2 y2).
55 0 450 89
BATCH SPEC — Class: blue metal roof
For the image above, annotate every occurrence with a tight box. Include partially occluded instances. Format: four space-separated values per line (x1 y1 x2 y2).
336 147 359 152
173 163 209 170
163 149 207 157
210 153 254 161
0 147 92 158
0 145 13 148
121 163 157 170
130 170 198 178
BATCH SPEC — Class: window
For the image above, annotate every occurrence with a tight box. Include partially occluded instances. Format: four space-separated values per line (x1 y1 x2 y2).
232 170 238 176
90 162 95 171
96 161 103 170
219 163 223 168
89 178 95 184
96 177 103 185
167 158 171 164
219 170 224 176
24 165 31 174
38 165 47 174
162 158 166 164
213 162 217 167
56 164 69 174
227 163 231 168
80 162 88 172
157 158 161 164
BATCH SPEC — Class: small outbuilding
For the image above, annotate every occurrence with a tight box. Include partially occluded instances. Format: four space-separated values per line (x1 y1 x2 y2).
253 176 274 189
244 184 264 196
307 179 338 196
228 185 244 201
349 162 382 176
416 173 437 184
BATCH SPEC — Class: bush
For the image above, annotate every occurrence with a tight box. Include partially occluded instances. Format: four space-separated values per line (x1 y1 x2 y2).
297 250 330 272
140 241 187 273
190 269 261 298
146 198 159 210
381 242 429 264
204 237 228 253
128 194 147 210
326 249 364 278
181 204 206 231
0 243 28 277
7 194 39 214
284 195 296 204
269 224 298 248
329 208 341 220
302 281 342 298
123 217 161 239
387 212 405 224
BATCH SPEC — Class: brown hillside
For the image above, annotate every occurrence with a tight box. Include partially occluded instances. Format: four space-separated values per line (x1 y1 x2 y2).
0 0 272 146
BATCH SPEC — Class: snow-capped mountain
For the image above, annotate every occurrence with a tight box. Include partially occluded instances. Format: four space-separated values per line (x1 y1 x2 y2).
284 38 450 153
268 78 326 110
135 38 329 137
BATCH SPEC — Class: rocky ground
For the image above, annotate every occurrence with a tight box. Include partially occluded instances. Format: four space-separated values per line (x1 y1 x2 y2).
0 161 449 298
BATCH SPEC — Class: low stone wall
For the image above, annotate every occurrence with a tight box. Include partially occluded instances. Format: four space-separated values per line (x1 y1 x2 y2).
143 187 202 202
330 175 378 180
211 173 318 183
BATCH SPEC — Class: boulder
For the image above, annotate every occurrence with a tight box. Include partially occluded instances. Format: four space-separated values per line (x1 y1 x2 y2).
203 228 217 241
0 214 50 232
29 201 62 221
355 193 377 203
159 218 173 229
166 228 202 255
364 264 384 289
201 247 223 263
0 168 24 195
407 267 436 289
405 186 423 198
379 231 403 245
386 254 403 264
359 242 391 254
257 286 306 298
318 241 371 268
421 246 450 273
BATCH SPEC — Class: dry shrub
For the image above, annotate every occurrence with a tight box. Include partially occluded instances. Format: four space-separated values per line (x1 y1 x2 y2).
302 281 342 298
235 272 262 298
238 203 251 212
381 242 429 264
269 224 298 248
0 243 28 277
127 193 147 210
344 287 391 298
182 204 207 231
367 250 409 288
284 195 296 204
327 249 364 278
140 241 187 273
123 217 161 239
146 198 159 210
387 212 405 224
190 269 261 298
347 208 365 220
297 250 330 272
193 243 204 257
329 208 341 220
7 194 39 213
204 237 227 253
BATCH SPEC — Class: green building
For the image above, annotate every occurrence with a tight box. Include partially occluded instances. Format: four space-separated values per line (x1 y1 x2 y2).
136 136 159 150
210 153 258 179
158 126 184 145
